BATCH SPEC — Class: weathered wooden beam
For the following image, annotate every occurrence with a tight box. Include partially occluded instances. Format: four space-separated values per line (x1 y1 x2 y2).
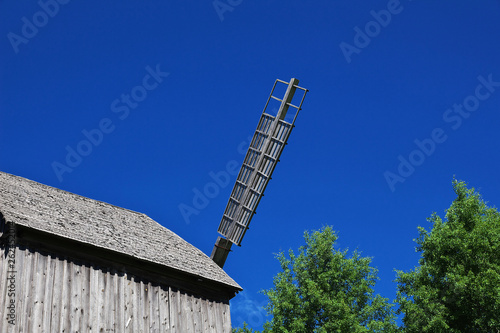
210 237 233 268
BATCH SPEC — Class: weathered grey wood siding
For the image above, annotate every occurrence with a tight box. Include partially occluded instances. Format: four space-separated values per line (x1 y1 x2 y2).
0 245 232 333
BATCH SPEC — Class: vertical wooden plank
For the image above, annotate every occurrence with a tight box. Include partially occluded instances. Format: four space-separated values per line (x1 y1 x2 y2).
192 296 203 333
143 279 149 332
67 261 75 333
158 285 170 331
99 268 112 332
111 269 117 332
148 282 159 332
88 264 99 332
15 248 27 332
139 279 146 332
187 294 195 333
31 250 46 331
115 270 125 333
149 283 157 332
146 281 153 331
70 261 83 333
199 298 211 333
98 266 106 332
207 299 217 332
49 255 63 332
221 302 232 333
41 254 55 332
26 250 39 332
204 298 215 333
169 287 180 333
214 301 224 333
18 248 34 332
62 258 73 332
79 263 91 332
123 273 134 332
137 276 144 333
209 299 219 333
55 258 69 332
198 298 207 333
183 292 195 333
131 275 139 333
104 269 115 332
190 295 198 333
178 289 187 333
210 299 218 332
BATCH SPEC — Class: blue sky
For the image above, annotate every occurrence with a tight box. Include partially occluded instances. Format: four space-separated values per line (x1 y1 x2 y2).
1 0 500 329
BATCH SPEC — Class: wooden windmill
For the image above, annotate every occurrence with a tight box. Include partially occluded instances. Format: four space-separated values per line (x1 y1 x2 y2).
211 78 308 268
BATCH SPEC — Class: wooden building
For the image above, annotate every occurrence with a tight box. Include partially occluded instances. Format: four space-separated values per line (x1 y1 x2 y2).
0 171 242 332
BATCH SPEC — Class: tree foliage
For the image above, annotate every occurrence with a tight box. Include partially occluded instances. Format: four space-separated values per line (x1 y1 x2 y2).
233 322 259 333
260 226 397 333
395 180 500 332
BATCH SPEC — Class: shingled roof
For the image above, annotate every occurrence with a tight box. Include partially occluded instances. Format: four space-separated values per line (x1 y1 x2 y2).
0 171 241 291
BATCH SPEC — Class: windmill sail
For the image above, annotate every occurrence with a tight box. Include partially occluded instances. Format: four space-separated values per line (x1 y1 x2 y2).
211 78 308 267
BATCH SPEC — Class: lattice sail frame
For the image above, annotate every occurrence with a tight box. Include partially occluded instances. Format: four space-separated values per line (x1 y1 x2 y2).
217 78 308 246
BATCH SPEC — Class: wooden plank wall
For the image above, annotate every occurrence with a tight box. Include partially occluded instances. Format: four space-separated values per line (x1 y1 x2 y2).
0 245 232 333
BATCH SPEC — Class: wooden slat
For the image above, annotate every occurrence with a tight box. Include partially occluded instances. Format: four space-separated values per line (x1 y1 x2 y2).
88 264 99 331
169 287 179 332
115 270 125 333
123 274 133 332
149 282 159 332
184 292 195 332
105 269 115 332
214 300 224 332
193 297 203 333
32 250 45 331
222 302 232 333
79 262 91 332
158 285 170 330
131 275 139 333
139 279 147 331
96 266 105 331
71 262 83 333
64 259 73 331
18 248 33 333
57 258 70 332
42 254 56 332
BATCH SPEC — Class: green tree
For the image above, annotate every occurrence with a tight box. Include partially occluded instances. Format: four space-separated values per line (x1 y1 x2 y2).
261 226 398 333
395 180 500 332
233 322 259 333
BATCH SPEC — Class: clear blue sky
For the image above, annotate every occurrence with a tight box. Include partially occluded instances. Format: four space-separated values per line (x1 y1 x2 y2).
2 0 500 329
